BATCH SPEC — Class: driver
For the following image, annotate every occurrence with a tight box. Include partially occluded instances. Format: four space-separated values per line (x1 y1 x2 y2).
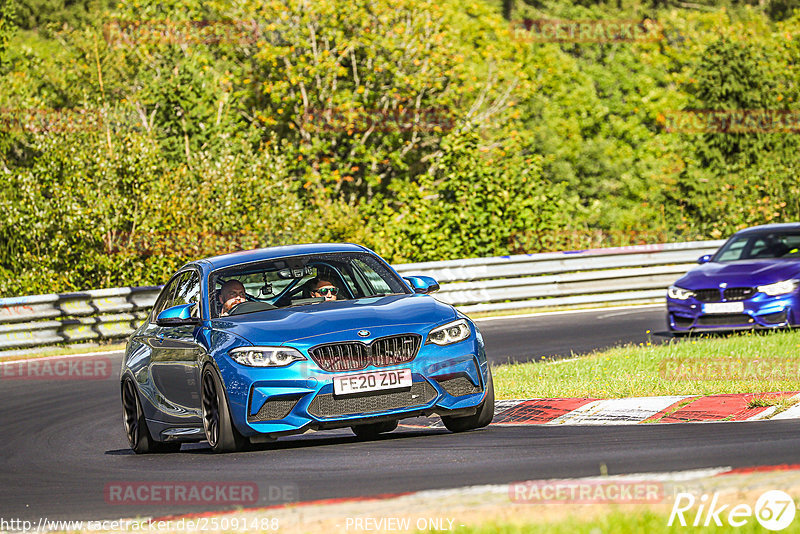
218 280 247 316
309 278 339 301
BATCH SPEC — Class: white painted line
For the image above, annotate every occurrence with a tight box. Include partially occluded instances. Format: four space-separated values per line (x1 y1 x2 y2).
747 406 778 421
767 403 800 420
0 349 125 367
493 400 528 414
473 303 664 323
548 395 694 426
381 467 735 501
596 309 652 319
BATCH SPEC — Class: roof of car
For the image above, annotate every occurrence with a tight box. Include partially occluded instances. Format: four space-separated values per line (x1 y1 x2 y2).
734 223 800 235
194 243 371 271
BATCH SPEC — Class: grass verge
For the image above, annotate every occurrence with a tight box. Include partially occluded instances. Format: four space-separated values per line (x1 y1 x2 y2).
427 509 773 533
493 329 800 399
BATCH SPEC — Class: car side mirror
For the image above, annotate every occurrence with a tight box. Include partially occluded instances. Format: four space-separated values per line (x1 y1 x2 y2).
697 254 712 264
156 304 199 326
403 276 440 294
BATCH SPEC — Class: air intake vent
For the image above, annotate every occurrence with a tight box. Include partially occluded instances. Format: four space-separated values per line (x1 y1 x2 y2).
308 381 437 418
696 314 753 326
248 396 301 422
437 376 481 397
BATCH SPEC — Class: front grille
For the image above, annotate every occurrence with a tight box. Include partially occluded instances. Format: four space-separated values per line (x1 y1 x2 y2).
248 396 301 422
694 289 721 302
723 287 756 301
307 381 437 418
371 336 422 367
696 314 754 326
437 376 481 397
309 334 421 372
309 343 369 371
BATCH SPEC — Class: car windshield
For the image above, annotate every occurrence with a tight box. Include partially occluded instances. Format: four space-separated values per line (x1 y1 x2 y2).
714 231 800 263
209 252 409 317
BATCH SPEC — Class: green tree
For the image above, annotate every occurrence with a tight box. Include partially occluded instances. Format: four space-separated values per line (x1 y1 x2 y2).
0 0 15 68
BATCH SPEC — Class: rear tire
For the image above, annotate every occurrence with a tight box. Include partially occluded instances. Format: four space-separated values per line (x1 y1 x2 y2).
122 378 181 454
351 420 398 439
202 366 249 453
441 368 495 433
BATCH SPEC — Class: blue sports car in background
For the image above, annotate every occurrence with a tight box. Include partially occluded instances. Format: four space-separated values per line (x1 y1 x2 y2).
667 223 800 334
121 243 493 453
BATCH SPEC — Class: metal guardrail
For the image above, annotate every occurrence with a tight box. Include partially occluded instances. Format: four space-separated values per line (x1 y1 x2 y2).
395 240 725 314
0 240 724 350
0 287 160 350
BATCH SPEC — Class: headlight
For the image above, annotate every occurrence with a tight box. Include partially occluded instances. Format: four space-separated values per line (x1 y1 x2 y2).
757 280 798 296
667 285 695 300
229 346 306 367
427 319 471 346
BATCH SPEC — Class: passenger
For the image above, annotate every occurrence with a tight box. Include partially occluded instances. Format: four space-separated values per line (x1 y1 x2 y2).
309 278 339 301
218 280 247 316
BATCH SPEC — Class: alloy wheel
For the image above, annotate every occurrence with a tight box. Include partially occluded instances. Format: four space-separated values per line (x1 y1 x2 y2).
122 380 140 449
202 371 220 447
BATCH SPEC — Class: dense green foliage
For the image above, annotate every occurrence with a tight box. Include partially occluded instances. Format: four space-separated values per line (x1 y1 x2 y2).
1 0 799 295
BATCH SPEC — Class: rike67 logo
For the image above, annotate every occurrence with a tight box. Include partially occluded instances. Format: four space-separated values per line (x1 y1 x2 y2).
669 490 796 531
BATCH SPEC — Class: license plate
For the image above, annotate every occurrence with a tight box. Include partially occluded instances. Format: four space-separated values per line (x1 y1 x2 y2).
333 368 412 395
703 302 745 314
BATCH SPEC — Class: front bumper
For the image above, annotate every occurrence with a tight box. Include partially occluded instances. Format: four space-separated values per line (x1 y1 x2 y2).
216 328 489 438
667 293 798 332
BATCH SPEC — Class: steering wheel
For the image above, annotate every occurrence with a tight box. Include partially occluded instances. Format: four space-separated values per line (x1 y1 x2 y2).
226 301 246 316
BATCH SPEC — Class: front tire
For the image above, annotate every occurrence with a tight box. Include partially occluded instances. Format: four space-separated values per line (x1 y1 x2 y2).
202 366 249 453
122 378 181 454
351 420 398 439
441 368 495 433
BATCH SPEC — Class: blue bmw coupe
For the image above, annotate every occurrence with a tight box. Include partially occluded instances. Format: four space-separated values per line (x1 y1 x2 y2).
120 243 493 453
667 223 800 334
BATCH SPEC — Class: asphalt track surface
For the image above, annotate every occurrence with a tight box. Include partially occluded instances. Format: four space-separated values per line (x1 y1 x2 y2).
477 304 670 364
3 305 799 522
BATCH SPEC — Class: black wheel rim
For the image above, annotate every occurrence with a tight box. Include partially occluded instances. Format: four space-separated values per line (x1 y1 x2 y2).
202 372 220 448
122 380 140 449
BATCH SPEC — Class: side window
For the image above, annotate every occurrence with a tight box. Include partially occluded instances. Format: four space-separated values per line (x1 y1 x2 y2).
150 274 183 322
174 271 201 318
352 258 393 295
174 271 200 307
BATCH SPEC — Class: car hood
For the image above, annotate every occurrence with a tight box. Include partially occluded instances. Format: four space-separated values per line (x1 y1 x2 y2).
209 294 457 346
676 260 800 289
